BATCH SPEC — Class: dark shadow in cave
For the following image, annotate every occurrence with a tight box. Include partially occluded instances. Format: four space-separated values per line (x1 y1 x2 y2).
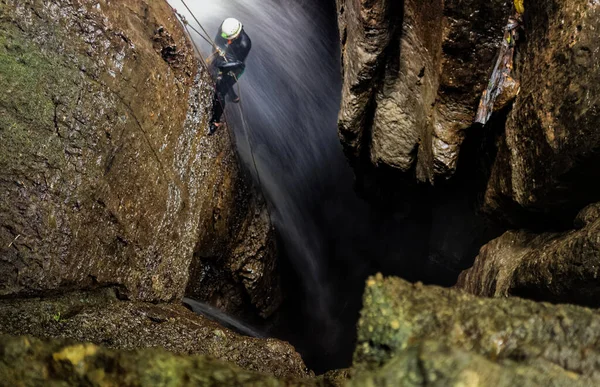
267 0 510 374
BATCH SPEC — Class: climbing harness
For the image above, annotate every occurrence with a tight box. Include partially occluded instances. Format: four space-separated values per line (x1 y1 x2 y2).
169 1 274 225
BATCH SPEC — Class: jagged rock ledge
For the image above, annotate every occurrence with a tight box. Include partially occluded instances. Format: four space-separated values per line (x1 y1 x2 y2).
4 276 600 385
0 288 309 379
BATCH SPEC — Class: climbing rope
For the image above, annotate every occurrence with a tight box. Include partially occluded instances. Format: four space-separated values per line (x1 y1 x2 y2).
169 1 275 225
179 0 217 49
183 19 213 46
232 74 269 214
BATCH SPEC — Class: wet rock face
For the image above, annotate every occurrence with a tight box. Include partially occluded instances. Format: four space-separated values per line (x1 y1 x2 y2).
355 275 600 384
0 289 308 379
188 191 281 319
456 202 600 307
0 0 278 312
336 0 511 184
0 0 204 301
484 0 600 223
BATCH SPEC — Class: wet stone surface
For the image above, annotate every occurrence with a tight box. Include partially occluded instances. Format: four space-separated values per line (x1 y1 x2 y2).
0 288 309 379
0 0 280 316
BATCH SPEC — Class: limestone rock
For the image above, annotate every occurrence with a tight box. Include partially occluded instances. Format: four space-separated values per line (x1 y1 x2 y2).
355 275 600 383
0 288 309 378
350 340 592 387
0 0 279 313
188 190 281 319
484 0 600 223
0 0 205 301
456 202 600 307
575 202 600 229
336 0 511 183
0 334 312 386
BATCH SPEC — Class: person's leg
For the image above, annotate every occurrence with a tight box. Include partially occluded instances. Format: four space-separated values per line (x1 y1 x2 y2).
209 93 224 134
229 74 241 102
209 75 236 135
229 86 240 103
209 79 228 135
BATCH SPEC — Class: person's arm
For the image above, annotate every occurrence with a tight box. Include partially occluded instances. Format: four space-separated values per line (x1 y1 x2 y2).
213 53 227 69
237 32 252 63
217 61 245 72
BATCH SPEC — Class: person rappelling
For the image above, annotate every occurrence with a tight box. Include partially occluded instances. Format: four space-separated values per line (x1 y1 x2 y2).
208 18 252 135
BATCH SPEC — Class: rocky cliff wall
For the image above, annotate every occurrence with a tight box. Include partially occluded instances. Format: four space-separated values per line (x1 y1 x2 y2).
455 1 600 305
336 0 511 184
0 0 279 315
337 0 600 311
483 0 600 225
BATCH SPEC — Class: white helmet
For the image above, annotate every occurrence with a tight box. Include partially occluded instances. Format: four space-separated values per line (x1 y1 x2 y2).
221 18 242 40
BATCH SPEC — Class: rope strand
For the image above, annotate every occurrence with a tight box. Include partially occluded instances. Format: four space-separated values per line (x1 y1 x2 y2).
233 75 270 216
180 0 218 47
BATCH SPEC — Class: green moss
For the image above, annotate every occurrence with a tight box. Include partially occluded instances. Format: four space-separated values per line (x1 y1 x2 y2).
0 334 313 386
354 275 600 384
0 31 56 126
354 274 412 366
0 21 75 174
350 341 591 387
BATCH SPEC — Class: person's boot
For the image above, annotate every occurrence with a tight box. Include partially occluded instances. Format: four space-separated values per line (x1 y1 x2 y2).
209 121 220 135
230 89 240 103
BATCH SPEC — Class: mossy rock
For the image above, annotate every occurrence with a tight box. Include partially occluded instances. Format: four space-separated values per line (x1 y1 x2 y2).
354 275 600 384
350 340 589 387
0 334 312 387
0 288 309 379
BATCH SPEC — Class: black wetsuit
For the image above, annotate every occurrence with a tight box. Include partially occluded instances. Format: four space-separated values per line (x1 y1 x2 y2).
209 28 252 129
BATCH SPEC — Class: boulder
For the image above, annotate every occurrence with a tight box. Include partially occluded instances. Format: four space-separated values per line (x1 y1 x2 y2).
350 340 592 387
336 0 511 183
456 202 600 307
0 288 308 378
0 334 311 386
355 275 600 383
0 0 279 313
483 0 600 223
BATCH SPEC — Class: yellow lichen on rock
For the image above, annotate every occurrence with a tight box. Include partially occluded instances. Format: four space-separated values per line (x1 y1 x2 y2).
53 344 99 375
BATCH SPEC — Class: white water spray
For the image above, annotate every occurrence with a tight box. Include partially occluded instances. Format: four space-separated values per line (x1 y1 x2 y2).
167 1 502 371
183 298 265 338
168 0 345 352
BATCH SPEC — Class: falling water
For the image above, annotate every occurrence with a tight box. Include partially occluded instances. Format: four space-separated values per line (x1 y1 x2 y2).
167 0 348 363
183 298 265 338
167 0 501 372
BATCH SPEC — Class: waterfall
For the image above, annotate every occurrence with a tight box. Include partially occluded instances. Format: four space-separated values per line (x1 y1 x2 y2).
167 0 349 365
167 0 499 372
183 298 265 338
